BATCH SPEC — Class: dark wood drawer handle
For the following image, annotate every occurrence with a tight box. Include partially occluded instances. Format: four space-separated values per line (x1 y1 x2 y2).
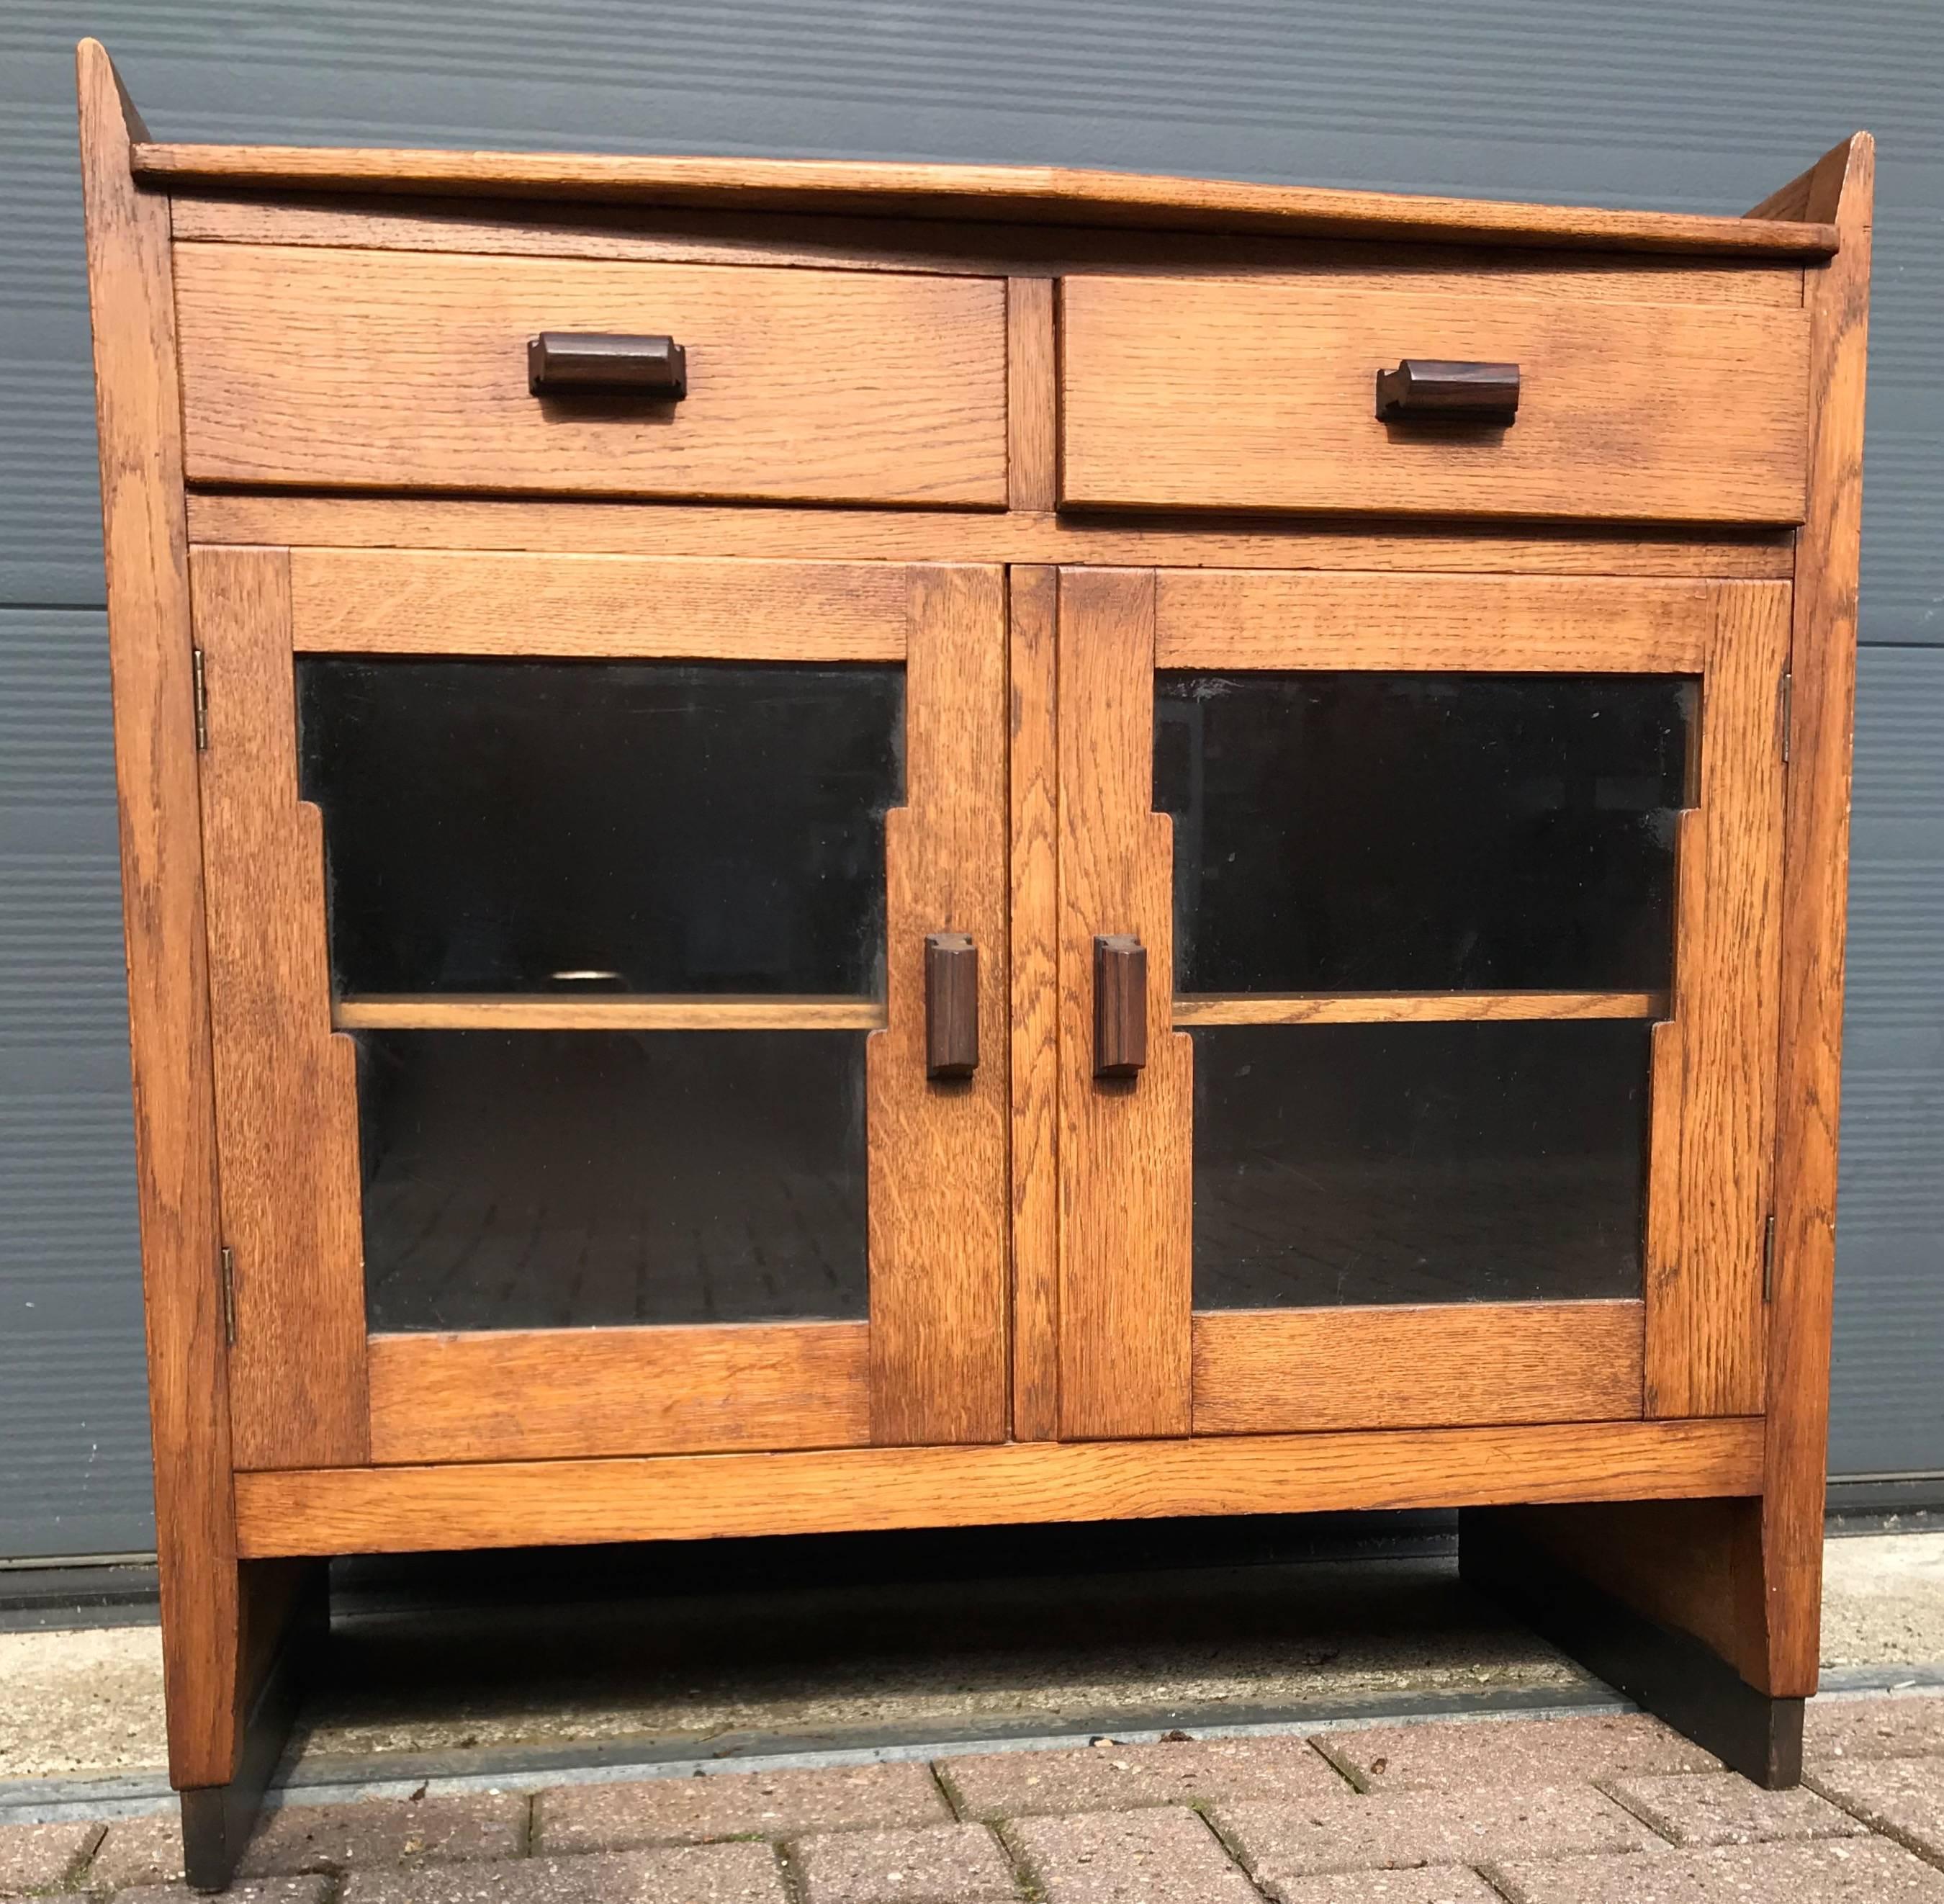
1375 359 1520 425
1094 935 1148 1079
527 332 688 398
925 933 978 1080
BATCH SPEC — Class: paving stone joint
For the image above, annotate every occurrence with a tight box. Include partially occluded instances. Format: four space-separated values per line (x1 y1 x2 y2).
6 1693 1941 1903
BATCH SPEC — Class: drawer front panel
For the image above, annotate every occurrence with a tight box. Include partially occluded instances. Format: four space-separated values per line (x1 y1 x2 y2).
176 243 1008 506
1058 277 1809 524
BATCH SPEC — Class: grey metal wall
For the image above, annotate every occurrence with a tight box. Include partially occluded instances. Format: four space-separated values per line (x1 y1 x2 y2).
4 2 1940 1555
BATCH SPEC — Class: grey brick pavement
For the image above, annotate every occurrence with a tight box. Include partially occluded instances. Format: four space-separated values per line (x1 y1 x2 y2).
17 1690 1944 1902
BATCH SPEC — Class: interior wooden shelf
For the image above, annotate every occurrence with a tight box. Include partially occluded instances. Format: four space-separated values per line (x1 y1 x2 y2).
1172 990 1667 1026
333 994 887 1032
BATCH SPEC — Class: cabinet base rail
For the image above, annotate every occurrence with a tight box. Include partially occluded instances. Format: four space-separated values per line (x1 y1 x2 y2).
231 1417 1762 1558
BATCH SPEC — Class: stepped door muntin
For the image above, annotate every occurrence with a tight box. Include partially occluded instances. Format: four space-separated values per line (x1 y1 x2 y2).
192 547 1009 1472
1056 566 1788 1442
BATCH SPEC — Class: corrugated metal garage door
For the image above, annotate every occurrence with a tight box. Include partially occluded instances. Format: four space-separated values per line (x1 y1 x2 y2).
4 1 1940 1554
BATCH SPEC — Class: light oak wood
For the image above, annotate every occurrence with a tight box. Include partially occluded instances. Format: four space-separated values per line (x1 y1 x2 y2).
134 142 1837 255
284 549 911 657
78 35 251 1795
1056 570 1192 1438
1009 567 1061 1441
191 547 369 1471
1173 991 1665 1026
1645 584 1791 1418
1007 277 1059 513
1763 135 1874 1698
865 567 1011 1445
1061 279 1809 525
1193 1302 1644 1435
1448 139 1874 1723
366 1324 871 1463
1644 1013 1686 1398
1154 571 1714 671
333 995 885 1032
174 243 1007 505
232 1417 1765 1558
186 495 1797 580
1472 1498 1771 1690
167 196 1808 306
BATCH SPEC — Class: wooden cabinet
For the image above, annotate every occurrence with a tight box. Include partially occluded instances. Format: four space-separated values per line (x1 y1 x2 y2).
76 37 1871 1887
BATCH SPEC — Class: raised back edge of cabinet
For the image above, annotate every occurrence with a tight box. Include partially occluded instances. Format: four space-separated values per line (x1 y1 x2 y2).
122 134 1837 258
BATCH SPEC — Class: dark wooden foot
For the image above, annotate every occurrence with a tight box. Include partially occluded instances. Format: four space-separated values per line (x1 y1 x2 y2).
1460 1504 1803 1788
179 1562 327 1891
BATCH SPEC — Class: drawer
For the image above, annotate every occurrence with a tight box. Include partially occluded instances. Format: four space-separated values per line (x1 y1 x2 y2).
1058 276 1809 524
174 243 1008 506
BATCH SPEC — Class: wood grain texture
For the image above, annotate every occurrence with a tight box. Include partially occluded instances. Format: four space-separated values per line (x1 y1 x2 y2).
1470 1498 1771 1692
1762 135 1874 1699
174 243 1006 506
133 143 1837 255
1056 570 1192 1439
1644 1014 1686 1387
1154 571 1714 671
1645 584 1791 1419
1061 279 1809 525
77 35 243 1792
1008 567 1061 1442
232 1418 1766 1558
1192 1302 1644 1435
193 547 370 1470
284 549 910 657
166 197 1808 305
1173 991 1664 1026
865 566 1010 1445
366 1324 871 1463
332 995 884 1032
186 495 1796 580
1007 277 1058 512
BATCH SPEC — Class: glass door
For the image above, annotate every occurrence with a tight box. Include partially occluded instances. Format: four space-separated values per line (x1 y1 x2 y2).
1056 567 1787 1441
192 549 1008 1469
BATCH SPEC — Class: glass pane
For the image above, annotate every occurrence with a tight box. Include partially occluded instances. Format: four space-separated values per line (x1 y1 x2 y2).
299 660 904 997
358 1030 868 1332
1156 673 1693 993
1191 1020 1650 1309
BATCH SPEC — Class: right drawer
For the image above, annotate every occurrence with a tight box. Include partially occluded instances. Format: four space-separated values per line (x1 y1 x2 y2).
1058 276 1810 525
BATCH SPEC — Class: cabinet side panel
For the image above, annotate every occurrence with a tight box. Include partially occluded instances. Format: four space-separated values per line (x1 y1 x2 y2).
76 41 240 1786
1765 136 1874 1697
1056 569 1192 1438
192 547 369 1468
868 565 1011 1444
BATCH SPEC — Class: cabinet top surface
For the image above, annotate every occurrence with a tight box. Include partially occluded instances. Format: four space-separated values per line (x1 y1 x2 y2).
129 141 1840 260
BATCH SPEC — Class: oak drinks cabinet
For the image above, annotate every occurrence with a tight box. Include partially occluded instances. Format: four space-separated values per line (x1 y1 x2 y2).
76 40 1872 1886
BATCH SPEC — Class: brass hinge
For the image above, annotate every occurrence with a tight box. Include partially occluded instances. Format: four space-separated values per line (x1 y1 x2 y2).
1762 1212 1777 1303
1778 670 1793 765
192 647 209 751
220 1244 236 1345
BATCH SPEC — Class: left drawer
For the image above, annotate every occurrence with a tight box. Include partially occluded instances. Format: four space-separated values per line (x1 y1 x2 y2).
174 243 1009 506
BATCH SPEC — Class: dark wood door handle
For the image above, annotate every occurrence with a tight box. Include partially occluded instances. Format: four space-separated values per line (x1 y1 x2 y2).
924 933 978 1079
1094 935 1148 1079
1375 359 1519 424
527 332 688 398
